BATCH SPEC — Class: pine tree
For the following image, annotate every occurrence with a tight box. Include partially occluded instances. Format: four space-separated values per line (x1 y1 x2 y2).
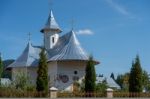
129 55 143 92
36 48 48 95
110 72 115 80
85 56 96 92
0 53 3 86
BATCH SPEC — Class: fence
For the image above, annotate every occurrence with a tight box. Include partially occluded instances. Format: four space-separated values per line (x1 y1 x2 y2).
0 90 47 98
57 92 150 98
57 92 106 98
0 90 150 98
114 92 150 98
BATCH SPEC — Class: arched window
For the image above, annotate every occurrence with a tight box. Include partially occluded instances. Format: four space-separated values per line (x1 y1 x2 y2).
52 37 55 43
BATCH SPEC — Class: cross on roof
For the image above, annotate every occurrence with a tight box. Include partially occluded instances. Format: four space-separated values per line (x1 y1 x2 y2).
28 32 31 41
70 19 75 30
48 0 53 10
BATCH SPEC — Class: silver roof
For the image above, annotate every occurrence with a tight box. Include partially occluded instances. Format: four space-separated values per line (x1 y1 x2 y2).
8 42 41 68
106 77 121 89
48 30 89 61
41 10 62 33
8 30 90 68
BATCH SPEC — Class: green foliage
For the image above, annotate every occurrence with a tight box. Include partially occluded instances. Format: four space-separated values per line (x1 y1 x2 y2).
96 81 107 92
142 70 150 92
85 56 96 92
13 72 35 91
116 73 129 91
14 72 28 90
2 59 15 78
129 55 143 92
36 48 48 95
0 55 3 86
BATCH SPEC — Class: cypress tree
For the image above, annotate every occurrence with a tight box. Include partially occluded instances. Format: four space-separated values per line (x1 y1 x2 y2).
0 53 3 86
129 55 143 92
85 56 96 92
36 48 48 95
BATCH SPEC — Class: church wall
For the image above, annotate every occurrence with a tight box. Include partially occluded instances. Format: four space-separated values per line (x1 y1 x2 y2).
12 67 37 85
12 67 27 81
48 61 57 87
56 61 86 91
27 67 37 84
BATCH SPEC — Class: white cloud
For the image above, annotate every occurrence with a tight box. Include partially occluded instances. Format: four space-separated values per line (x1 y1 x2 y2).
76 29 94 35
105 0 129 16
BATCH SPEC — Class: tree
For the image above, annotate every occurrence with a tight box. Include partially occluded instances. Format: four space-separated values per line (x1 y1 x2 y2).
129 55 143 92
0 53 3 86
13 72 33 90
96 80 107 92
85 56 96 92
36 48 48 95
110 72 115 80
2 59 14 78
116 73 129 91
142 70 150 92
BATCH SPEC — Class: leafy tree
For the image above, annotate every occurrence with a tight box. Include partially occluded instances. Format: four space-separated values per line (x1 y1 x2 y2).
116 73 129 91
0 53 3 86
85 56 96 92
142 70 150 92
96 80 107 92
2 59 14 78
36 48 48 95
13 72 34 90
129 55 143 92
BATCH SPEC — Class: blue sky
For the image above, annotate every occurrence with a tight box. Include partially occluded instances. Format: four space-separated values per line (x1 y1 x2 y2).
0 0 150 77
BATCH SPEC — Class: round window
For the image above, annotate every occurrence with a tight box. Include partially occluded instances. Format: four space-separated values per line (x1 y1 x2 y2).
74 71 78 75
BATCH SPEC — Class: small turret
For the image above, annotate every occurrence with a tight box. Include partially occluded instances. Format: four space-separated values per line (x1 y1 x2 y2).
40 10 62 50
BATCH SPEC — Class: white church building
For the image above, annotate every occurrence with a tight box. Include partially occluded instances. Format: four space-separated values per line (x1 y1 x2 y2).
7 10 99 91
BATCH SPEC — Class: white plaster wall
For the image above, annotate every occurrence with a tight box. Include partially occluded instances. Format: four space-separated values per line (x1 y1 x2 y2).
44 32 59 49
12 67 27 81
48 61 57 87
27 67 37 84
56 61 86 91
12 67 37 85
11 61 86 92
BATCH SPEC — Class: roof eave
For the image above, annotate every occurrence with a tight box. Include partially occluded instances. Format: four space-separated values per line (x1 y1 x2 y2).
47 59 100 65
40 28 62 33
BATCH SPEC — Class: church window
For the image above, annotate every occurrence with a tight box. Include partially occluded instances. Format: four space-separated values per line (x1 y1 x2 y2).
52 37 55 43
74 71 78 75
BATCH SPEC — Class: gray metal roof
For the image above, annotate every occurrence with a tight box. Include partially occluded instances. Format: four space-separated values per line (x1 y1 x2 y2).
40 10 62 33
48 30 89 61
8 42 41 68
106 77 121 89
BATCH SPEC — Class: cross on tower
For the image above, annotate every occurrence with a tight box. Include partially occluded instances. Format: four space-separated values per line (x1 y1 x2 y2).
28 32 31 41
70 19 75 30
48 0 53 10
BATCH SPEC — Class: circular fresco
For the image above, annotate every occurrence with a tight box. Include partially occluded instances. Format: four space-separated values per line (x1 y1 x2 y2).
61 75 69 83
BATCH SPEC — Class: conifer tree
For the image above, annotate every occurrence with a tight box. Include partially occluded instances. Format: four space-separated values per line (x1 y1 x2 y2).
129 55 143 92
110 72 115 80
36 48 48 95
85 56 96 92
0 53 3 85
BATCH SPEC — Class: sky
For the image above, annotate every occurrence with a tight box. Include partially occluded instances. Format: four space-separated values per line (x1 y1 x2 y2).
0 0 150 77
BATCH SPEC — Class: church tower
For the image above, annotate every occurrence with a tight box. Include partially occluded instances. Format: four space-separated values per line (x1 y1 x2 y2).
40 10 62 50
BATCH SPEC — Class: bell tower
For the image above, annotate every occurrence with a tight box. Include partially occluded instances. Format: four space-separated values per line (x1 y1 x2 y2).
40 10 62 50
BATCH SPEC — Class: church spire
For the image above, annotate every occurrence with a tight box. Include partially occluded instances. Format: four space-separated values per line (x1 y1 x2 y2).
40 10 62 33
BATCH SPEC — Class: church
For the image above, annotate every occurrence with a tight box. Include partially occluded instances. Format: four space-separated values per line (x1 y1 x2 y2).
7 10 99 91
